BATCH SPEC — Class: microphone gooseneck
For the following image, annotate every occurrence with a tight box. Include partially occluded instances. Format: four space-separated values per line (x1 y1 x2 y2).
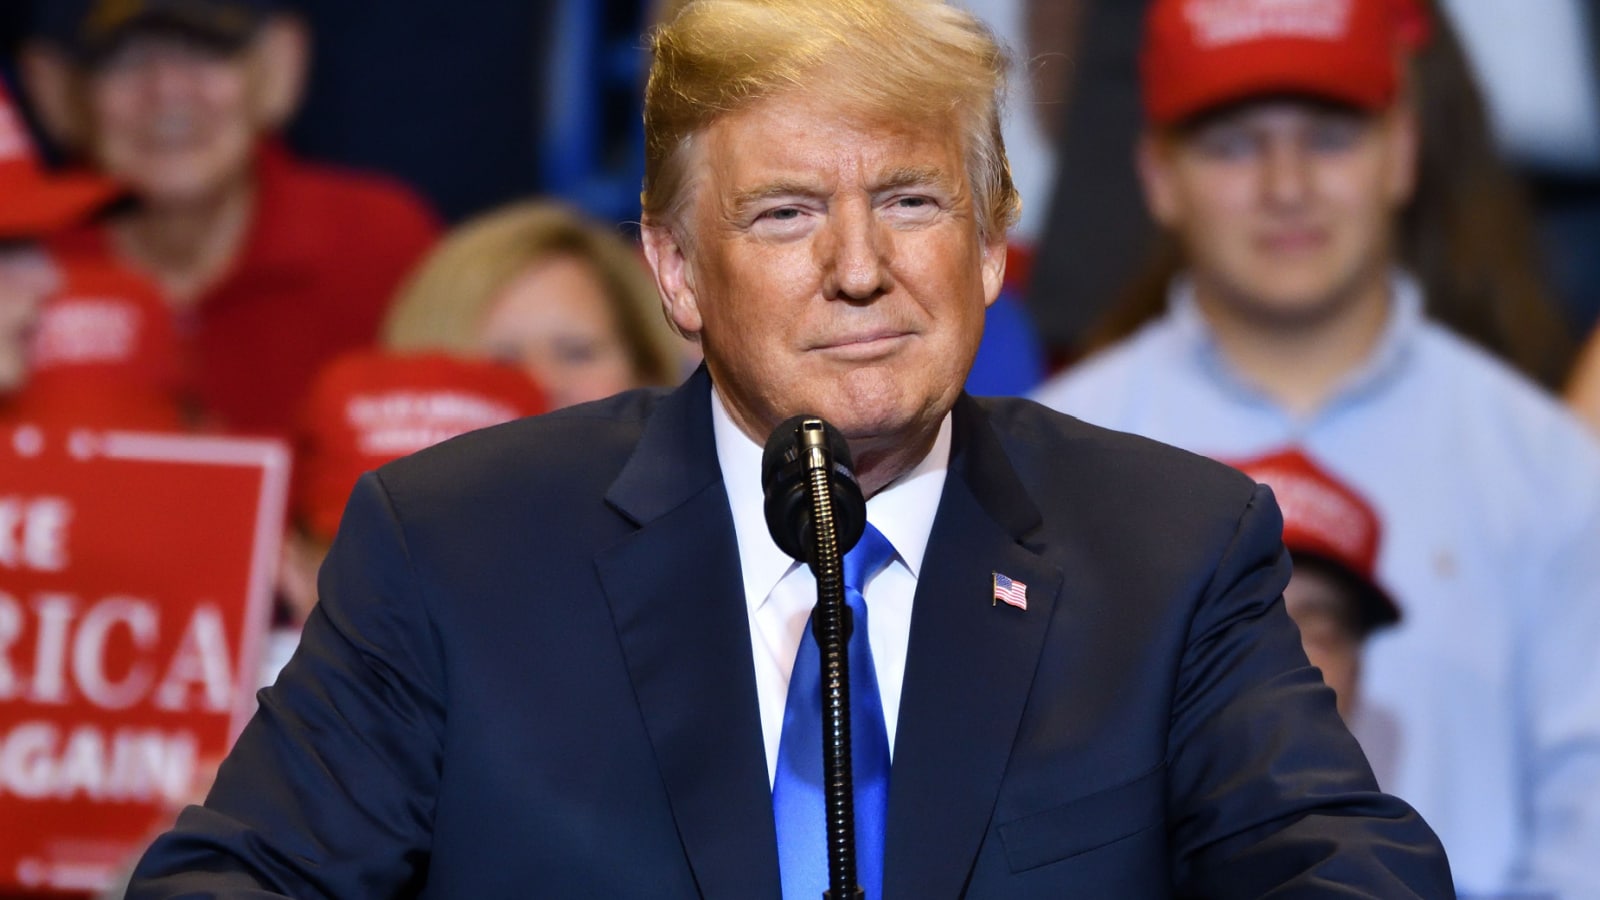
761 415 870 900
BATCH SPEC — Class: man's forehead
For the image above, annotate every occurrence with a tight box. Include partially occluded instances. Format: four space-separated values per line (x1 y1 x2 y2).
699 95 965 193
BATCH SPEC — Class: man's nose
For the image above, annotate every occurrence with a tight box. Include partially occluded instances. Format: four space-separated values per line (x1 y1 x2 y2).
136 56 203 103
820 200 892 301
1260 137 1314 210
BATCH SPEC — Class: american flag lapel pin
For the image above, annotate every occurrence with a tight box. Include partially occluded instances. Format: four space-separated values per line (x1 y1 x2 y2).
992 572 1027 610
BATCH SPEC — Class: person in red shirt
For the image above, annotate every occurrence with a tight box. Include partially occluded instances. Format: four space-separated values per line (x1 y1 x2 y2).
18 0 441 435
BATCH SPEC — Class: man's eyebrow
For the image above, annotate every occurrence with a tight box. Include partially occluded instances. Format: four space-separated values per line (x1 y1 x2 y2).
729 179 827 213
870 165 953 193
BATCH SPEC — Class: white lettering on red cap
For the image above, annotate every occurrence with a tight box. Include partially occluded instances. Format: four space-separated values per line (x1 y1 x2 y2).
345 390 523 458
1261 467 1368 559
30 299 141 369
1184 0 1353 49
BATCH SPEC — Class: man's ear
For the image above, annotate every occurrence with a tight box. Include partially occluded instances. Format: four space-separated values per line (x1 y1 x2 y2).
250 17 310 130
1136 130 1183 228
640 221 704 339
18 43 88 151
980 233 1007 308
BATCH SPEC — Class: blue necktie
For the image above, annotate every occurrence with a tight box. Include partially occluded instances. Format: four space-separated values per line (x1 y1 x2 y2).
773 523 895 900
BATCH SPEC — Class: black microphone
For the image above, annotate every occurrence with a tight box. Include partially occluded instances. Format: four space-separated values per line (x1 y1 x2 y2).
761 414 871 900
762 415 867 563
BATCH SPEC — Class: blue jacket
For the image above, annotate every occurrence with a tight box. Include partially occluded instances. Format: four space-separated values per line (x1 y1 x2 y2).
128 366 1451 898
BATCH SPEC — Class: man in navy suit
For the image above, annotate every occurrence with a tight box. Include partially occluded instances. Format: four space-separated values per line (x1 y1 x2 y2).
127 0 1453 896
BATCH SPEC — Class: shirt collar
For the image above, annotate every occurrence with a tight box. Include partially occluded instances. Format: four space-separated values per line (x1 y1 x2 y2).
1167 268 1424 414
711 386 951 611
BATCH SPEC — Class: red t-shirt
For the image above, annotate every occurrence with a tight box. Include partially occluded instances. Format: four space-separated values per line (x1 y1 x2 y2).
50 143 441 436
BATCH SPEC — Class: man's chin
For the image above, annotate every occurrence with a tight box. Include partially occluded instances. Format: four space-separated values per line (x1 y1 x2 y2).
825 401 945 455
1224 271 1362 328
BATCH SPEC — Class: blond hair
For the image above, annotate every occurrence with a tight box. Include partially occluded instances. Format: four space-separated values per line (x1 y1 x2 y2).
642 0 1020 241
381 202 682 387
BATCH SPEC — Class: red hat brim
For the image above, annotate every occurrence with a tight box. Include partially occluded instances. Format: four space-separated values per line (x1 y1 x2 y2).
0 173 123 241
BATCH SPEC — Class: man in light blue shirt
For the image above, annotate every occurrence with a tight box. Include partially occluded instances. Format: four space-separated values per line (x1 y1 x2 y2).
1034 1 1600 897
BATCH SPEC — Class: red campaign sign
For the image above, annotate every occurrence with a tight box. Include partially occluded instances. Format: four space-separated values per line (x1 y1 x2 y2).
0 424 288 896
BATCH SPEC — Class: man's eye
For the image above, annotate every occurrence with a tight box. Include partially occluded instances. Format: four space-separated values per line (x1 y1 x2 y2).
884 195 940 222
1306 121 1364 153
760 207 803 221
1194 130 1257 160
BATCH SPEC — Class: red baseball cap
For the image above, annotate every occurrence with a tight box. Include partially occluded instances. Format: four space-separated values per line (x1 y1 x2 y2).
1229 448 1401 632
8 259 185 431
1141 0 1409 126
293 351 549 539
0 82 122 240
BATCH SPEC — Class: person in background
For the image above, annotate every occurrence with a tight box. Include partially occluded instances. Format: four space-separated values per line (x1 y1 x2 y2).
1032 0 1574 392
18 0 440 435
1032 0 1600 895
1230 449 1402 722
1 76 119 401
381 201 686 410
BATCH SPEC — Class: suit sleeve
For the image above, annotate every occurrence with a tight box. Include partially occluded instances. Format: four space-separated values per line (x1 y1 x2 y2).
1166 484 1455 898
126 472 444 899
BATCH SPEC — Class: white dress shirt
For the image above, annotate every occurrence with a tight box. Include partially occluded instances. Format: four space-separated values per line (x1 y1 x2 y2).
710 388 951 787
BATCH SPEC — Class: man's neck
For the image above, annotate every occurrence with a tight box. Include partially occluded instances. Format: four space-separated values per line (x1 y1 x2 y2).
850 429 943 499
1193 266 1395 418
112 176 257 310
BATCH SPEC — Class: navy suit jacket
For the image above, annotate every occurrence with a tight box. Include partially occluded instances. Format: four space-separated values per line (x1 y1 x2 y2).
128 367 1452 898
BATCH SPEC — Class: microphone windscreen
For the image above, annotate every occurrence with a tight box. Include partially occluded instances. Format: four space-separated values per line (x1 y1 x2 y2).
760 415 865 562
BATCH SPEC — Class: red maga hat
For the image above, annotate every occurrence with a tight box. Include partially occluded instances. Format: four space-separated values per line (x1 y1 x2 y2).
10 260 185 431
0 82 122 241
293 351 549 539
1229 448 1401 631
1141 0 1410 126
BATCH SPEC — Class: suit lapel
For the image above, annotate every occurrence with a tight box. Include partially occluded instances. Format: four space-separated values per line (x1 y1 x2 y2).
596 368 780 900
885 396 1063 900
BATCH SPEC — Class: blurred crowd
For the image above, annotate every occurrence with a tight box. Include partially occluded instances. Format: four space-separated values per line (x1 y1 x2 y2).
3 0 1600 897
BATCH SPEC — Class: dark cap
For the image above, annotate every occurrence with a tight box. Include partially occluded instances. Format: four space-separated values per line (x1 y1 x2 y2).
34 0 282 63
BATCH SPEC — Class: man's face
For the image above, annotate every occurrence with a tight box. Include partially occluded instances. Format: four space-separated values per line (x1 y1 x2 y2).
0 246 60 393
1141 100 1416 326
83 31 260 206
649 91 1004 463
476 255 641 411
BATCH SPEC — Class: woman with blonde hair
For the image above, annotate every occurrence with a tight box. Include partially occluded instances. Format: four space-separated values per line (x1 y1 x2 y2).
383 201 686 409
